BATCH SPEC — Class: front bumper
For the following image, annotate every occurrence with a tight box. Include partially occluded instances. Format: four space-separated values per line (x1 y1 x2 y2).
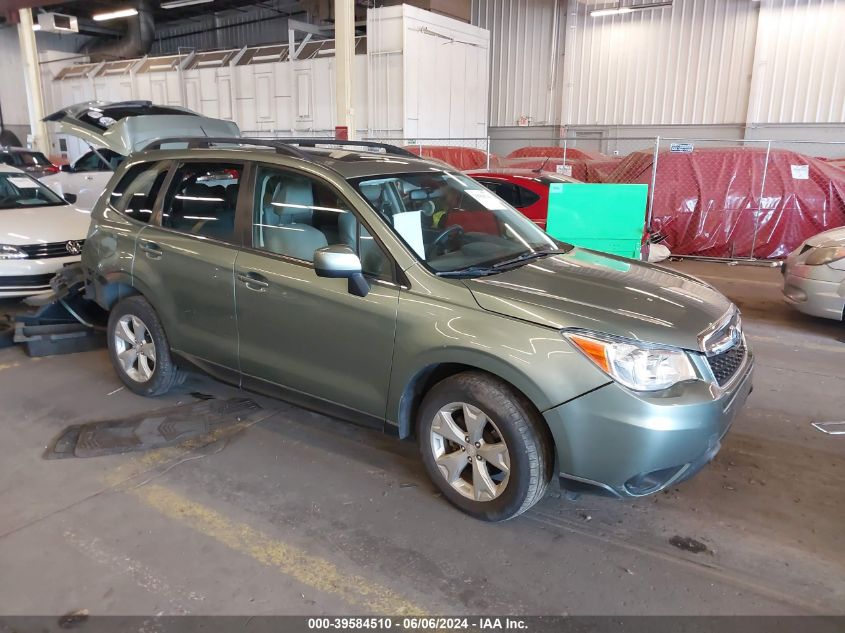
781 261 845 321
544 354 754 498
0 256 79 298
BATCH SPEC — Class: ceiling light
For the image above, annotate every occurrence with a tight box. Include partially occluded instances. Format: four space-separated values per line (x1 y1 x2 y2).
591 7 633 17
590 2 672 18
92 8 138 22
161 0 213 8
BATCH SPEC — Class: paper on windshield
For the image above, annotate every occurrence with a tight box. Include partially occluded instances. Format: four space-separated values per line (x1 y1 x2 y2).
465 188 508 210
8 177 39 189
393 211 426 258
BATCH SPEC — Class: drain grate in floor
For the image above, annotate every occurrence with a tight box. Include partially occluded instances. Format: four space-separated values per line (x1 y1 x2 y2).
44 398 262 459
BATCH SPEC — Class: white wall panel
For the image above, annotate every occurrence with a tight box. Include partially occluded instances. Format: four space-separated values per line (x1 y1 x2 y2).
748 0 845 124
369 4 489 139
472 0 564 127
563 0 759 126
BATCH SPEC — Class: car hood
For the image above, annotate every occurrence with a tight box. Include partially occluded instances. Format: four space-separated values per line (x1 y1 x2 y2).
0 204 91 244
463 248 733 351
44 100 240 156
806 226 845 247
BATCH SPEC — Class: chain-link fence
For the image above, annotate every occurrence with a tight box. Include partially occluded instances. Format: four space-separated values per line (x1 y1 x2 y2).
239 130 845 261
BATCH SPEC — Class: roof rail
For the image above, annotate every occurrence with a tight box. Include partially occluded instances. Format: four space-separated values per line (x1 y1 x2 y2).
141 136 419 163
141 136 308 159
275 138 417 158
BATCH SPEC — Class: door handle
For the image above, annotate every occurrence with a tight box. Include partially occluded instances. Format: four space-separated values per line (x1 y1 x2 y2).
237 271 269 291
139 240 162 260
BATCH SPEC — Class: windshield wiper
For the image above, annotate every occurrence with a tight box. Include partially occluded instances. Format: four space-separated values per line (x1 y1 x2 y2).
435 266 501 278
491 249 567 269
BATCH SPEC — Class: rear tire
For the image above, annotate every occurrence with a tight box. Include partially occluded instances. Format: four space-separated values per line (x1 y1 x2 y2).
107 296 185 397
418 371 553 521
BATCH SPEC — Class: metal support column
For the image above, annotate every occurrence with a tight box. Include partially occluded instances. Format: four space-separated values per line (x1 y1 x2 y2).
17 9 50 155
334 0 355 140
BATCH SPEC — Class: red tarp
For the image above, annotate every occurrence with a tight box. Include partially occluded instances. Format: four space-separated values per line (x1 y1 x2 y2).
500 156 623 182
404 145 502 171
506 146 606 161
604 147 845 259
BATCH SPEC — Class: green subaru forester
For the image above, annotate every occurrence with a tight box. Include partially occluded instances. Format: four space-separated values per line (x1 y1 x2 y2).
80 138 753 521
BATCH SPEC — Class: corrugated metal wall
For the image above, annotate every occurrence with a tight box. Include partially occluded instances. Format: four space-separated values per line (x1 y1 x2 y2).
749 0 845 124
471 0 564 127
151 1 299 55
563 0 759 126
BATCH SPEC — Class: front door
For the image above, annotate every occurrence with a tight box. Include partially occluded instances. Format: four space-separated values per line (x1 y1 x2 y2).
133 160 244 374
235 164 399 422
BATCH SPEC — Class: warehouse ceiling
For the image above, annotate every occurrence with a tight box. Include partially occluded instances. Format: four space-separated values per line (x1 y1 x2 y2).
0 1 341 32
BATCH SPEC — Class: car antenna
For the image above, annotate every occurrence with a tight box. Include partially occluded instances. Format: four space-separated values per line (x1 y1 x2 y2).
533 156 551 174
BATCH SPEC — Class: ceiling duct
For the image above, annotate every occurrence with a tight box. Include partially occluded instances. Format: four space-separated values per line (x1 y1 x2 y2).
82 0 154 61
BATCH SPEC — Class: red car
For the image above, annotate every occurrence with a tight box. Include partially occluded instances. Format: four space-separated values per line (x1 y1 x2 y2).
466 168 580 229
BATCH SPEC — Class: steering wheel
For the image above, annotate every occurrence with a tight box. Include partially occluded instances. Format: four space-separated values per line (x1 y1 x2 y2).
427 224 465 257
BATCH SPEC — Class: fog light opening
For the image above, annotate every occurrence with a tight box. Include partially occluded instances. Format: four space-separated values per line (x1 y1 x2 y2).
624 465 687 496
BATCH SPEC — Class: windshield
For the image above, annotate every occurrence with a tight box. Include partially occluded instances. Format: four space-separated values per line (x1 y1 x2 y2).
0 172 66 209
351 171 562 273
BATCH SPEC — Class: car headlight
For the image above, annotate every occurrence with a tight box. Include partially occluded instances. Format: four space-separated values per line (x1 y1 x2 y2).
805 246 845 266
0 244 28 260
564 331 697 391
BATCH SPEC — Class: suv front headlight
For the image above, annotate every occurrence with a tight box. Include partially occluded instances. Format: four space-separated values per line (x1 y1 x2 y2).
805 245 845 266
564 331 697 391
0 244 28 260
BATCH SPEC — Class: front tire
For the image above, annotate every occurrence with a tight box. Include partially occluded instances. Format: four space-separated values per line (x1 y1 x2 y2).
418 371 553 521
107 296 185 397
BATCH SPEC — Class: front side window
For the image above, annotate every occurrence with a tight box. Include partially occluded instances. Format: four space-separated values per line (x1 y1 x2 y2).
252 166 391 279
351 171 559 274
109 161 170 223
161 162 241 242
0 172 66 209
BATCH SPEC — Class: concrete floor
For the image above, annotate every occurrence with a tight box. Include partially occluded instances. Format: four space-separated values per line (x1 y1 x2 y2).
0 260 843 616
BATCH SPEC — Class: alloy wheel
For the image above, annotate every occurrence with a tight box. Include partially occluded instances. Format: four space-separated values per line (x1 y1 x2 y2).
429 402 511 501
113 314 157 383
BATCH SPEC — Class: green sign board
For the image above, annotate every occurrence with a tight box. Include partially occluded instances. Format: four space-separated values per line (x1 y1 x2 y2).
545 183 649 260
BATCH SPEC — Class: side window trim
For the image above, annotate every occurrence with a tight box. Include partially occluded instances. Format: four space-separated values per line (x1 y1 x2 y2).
247 162 399 283
108 159 173 224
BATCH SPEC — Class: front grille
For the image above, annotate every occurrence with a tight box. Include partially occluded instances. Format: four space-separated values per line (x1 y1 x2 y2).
18 240 84 259
0 273 54 288
707 341 747 387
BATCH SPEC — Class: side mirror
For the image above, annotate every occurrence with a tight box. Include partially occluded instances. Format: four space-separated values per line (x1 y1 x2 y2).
63 193 77 204
60 164 73 173
314 245 369 297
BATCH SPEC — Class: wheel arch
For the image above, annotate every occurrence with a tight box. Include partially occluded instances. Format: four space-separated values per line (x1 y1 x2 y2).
395 360 553 450
87 271 138 310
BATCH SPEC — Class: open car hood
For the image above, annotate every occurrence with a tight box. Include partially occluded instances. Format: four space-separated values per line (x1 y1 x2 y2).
44 100 240 156
464 248 734 351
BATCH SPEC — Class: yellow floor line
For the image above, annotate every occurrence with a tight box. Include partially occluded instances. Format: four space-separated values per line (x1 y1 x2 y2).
131 483 424 615
0 362 21 372
102 420 424 615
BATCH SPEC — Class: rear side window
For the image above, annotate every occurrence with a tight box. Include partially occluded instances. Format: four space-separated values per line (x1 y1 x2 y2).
517 186 540 207
18 152 51 166
161 162 241 243
109 161 170 223
477 179 540 209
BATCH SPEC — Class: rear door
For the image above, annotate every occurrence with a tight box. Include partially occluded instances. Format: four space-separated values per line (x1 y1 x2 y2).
132 160 245 375
84 159 171 293
234 163 399 423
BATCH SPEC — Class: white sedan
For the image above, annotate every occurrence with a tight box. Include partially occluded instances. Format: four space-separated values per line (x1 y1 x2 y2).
0 165 91 298
782 226 845 322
